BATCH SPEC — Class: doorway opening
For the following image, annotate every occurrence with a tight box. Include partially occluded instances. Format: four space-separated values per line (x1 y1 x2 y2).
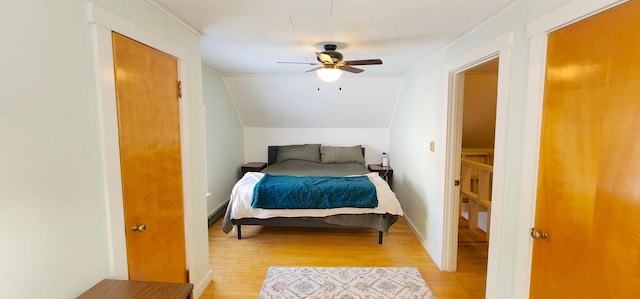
456 58 499 294
441 32 513 298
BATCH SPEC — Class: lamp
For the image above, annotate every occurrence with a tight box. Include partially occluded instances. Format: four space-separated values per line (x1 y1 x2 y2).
317 66 342 82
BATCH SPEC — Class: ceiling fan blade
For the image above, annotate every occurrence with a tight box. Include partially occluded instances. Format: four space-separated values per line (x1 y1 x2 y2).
278 61 320 65
342 59 383 66
305 67 323 73
316 52 334 64
338 65 365 73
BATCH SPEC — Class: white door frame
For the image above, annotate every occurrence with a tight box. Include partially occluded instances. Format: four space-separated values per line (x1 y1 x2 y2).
442 32 513 298
513 0 628 297
86 3 195 280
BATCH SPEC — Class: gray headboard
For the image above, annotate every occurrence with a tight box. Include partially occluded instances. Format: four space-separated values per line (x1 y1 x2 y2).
267 146 280 165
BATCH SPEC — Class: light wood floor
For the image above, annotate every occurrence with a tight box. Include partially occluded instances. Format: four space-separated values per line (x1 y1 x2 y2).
201 217 488 298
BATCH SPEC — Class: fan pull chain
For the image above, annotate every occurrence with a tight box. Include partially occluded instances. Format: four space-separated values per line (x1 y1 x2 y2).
315 86 343 91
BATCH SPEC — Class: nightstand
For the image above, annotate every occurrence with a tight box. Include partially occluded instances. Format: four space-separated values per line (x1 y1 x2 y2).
241 162 267 175
368 164 393 188
78 279 193 299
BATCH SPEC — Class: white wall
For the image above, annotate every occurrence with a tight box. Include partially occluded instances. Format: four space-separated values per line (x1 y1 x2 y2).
225 77 404 128
0 1 210 297
388 0 574 298
244 128 389 165
202 67 244 215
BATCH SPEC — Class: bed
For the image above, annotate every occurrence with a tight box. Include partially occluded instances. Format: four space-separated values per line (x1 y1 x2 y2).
221 144 404 244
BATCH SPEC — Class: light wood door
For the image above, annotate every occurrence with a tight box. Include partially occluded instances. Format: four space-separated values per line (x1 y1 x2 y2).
112 32 187 283
530 1 640 297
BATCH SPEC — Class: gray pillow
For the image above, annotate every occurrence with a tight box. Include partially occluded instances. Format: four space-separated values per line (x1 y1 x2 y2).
320 145 365 164
276 144 321 163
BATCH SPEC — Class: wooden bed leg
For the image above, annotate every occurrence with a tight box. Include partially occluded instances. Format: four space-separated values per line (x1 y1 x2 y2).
237 224 242 240
378 231 383 245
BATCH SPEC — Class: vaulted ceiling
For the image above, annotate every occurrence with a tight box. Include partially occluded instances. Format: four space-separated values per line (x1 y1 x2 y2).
153 0 515 128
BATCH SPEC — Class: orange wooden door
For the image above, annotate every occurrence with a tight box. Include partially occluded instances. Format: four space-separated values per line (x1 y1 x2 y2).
112 32 187 283
530 1 640 297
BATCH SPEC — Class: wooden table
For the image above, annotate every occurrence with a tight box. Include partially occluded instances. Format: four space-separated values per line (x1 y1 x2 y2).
77 279 193 299
368 164 393 189
241 162 268 175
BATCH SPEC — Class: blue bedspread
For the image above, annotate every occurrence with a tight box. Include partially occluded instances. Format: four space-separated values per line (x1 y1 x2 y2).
251 174 378 209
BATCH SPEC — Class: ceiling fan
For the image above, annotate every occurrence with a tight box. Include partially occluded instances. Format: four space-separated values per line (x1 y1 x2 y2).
279 44 382 82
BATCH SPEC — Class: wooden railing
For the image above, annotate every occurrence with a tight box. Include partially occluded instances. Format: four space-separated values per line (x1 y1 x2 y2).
460 157 493 239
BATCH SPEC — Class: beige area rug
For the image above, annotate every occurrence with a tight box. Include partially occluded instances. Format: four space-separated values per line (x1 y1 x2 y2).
258 267 436 298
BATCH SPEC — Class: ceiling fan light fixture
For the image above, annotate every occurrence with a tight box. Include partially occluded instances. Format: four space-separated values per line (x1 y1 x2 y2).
317 67 342 82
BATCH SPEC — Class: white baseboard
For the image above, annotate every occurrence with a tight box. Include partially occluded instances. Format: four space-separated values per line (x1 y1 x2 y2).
193 269 213 298
403 216 441 269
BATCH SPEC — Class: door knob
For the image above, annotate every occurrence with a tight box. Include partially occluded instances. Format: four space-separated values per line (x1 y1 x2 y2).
530 228 547 240
132 223 147 233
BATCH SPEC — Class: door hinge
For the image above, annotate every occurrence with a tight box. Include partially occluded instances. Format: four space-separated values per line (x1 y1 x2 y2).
178 80 182 98
186 269 190 282
454 179 460 186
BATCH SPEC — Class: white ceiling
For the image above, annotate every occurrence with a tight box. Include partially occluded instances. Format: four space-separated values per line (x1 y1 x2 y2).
155 0 514 76
152 0 515 128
